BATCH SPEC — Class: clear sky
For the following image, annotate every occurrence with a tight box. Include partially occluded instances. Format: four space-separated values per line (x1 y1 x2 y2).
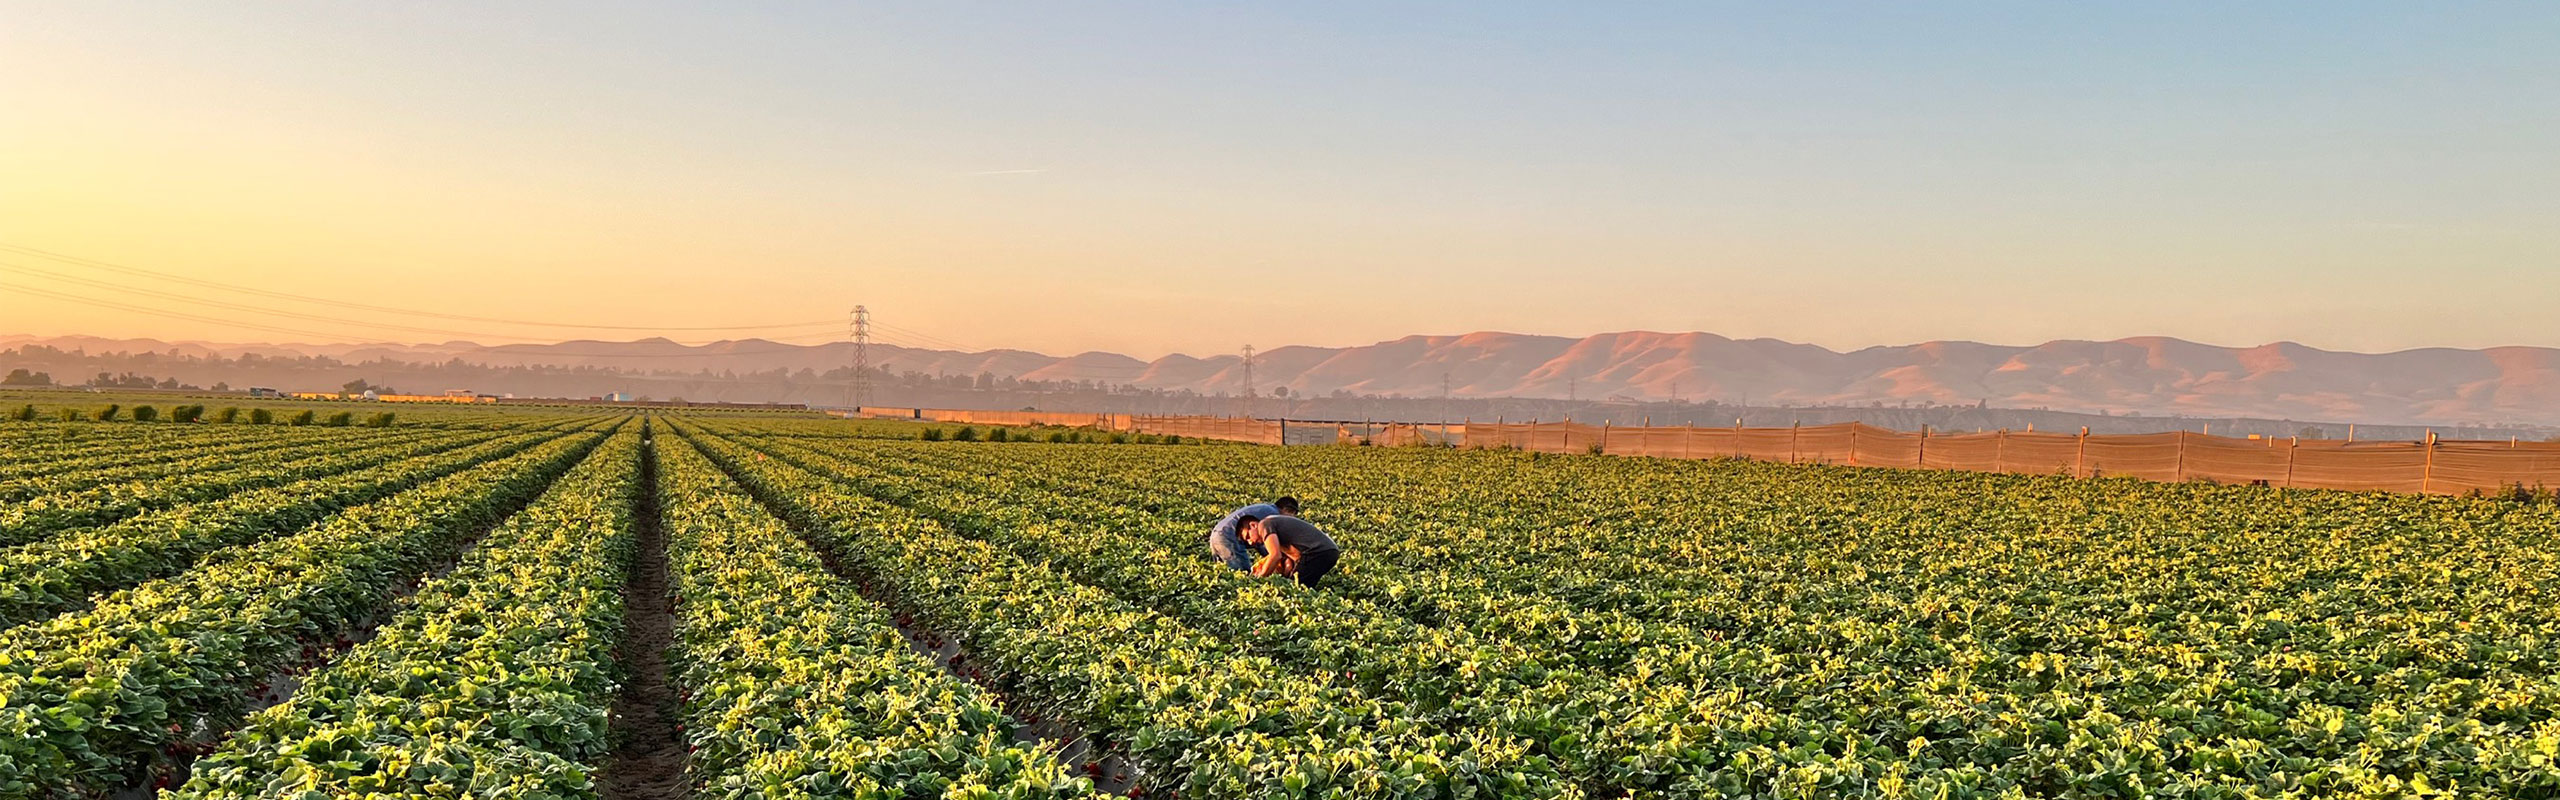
4 2 2555 358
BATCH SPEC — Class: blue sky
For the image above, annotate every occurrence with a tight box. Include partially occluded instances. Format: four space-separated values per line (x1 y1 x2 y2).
3 2 2554 357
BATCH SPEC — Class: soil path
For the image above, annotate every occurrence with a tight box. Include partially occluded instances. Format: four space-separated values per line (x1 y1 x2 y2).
602 426 688 799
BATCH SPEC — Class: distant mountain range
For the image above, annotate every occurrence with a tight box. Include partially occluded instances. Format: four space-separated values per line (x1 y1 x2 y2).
7 331 2557 427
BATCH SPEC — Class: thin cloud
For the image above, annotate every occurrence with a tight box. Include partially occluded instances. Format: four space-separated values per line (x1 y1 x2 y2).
963 168 1046 176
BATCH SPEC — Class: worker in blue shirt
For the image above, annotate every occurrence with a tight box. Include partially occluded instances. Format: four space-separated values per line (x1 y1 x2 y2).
1207 497 1298 571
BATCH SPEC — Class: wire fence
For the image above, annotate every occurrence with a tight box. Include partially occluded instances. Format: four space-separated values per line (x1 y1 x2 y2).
851 406 2560 496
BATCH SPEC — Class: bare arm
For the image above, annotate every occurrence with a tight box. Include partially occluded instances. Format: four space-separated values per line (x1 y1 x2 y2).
1252 543 1299 577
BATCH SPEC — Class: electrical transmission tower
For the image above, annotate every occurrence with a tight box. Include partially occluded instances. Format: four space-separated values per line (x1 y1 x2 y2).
1442 371 1452 424
849 305 871 410
1239 344 1256 419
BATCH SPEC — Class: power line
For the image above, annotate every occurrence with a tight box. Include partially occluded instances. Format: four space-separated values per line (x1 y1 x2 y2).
0 242 838 331
0 281 854 360
871 321 979 352
0 259 847 344
3 267 848 354
1 279 387 342
459 337 847 359
8 242 1095 369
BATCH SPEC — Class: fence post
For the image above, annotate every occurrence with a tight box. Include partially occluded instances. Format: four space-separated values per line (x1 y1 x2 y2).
1790 421 1801 464
1599 421 1610 455
2076 427 2089 478
1917 425 1929 468
1683 423 1693 459
1848 424 1860 466
2421 431 2438 494
2174 431 2188 481
1994 429 2008 473
2285 436 2298 488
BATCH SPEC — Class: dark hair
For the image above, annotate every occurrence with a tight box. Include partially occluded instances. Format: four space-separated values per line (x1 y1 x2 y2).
1236 514 1264 528
1273 497 1299 514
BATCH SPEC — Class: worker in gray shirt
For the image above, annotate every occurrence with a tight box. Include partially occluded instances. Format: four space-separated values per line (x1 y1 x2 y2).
1240 511 1342 588
1208 497 1297 571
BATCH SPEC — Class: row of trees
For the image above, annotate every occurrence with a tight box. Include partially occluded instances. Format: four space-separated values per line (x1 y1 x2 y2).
4 404 394 427
2 368 206 390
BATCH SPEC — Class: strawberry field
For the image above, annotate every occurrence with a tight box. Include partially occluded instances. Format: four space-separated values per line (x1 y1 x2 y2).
0 410 2553 798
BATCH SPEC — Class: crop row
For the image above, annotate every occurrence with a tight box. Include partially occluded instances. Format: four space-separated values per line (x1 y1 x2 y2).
0 424 388 482
0 427 485 547
752 434 2560 798
0 425 609 797
170 428 645 797
676 425 1580 799
0 425 434 504
655 432 1098 799
0 425 311 472
0 430 555 627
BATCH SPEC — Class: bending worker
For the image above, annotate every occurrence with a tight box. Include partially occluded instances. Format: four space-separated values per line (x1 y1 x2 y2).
1240 511 1341 588
1208 497 1299 571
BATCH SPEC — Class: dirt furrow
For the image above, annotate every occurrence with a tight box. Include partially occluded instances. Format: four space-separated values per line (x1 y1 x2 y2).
602 425 689 800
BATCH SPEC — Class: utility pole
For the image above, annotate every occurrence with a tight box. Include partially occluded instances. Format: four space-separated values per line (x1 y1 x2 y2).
848 306 871 411
1239 344 1256 419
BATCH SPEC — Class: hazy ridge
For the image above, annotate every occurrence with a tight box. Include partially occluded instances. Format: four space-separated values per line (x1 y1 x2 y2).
7 331 2556 427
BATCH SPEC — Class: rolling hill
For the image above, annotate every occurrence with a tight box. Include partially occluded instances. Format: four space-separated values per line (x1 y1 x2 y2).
7 331 2556 427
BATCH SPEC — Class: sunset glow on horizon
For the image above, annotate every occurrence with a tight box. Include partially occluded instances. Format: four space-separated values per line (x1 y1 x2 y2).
6 2 2556 359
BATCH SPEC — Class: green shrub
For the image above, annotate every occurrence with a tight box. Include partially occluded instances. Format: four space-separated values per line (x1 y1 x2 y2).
1105 432 1127 444
364 412 396 428
324 411 353 427
919 427 944 441
1048 431 1070 443
214 407 240 423
7 404 34 422
249 408 275 424
93 404 121 422
287 410 316 426
170 405 204 423
953 426 979 442
986 427 1009 443
1163 434 1182 445
130 405 159 422
57 407 82 422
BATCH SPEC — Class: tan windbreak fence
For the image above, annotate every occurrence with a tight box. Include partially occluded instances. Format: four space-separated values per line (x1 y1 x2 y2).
1464 421 2560 495
853 407 2559 496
